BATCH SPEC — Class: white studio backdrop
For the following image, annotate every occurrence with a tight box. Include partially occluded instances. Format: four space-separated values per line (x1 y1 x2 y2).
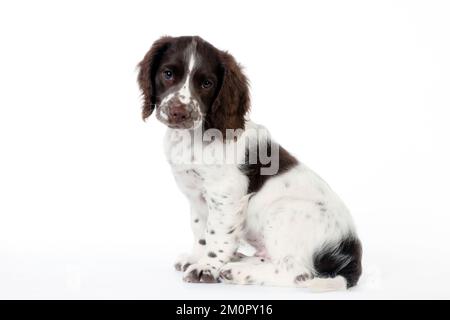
0 0 449 299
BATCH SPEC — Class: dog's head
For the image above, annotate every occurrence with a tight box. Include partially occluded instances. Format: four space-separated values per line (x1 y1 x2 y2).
137 36 250 135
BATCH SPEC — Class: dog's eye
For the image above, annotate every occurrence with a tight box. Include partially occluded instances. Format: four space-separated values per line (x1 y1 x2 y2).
163 70 173 80
201 79 213 89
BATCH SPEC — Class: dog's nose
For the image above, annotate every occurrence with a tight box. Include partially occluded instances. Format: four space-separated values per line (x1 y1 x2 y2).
168 103 190 123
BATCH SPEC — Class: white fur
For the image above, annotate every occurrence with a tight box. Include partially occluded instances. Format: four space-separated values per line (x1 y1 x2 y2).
178 53 196 104
165 121 357 290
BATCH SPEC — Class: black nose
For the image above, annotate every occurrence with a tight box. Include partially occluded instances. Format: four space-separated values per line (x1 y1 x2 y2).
168 103 190 123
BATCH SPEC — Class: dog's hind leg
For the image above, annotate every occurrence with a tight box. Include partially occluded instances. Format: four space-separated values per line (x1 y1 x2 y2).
218 256 314 287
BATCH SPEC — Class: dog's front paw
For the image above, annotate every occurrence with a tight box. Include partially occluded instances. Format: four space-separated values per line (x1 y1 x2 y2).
174 253 197 272
183 263 220 283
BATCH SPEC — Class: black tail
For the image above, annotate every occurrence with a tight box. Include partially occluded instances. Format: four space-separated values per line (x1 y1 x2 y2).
313 235 363 288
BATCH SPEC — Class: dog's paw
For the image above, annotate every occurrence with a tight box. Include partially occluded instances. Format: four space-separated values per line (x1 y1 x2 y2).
174 253 197 272
183 263 220 283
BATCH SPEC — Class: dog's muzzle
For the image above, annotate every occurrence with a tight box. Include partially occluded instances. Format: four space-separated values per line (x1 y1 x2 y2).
157 97 202 129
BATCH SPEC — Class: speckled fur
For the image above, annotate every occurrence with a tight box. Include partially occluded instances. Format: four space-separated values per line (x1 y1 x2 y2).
138 36 362 290
165 122 360 289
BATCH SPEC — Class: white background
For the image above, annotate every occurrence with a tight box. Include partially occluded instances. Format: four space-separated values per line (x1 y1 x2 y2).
1 0 449 299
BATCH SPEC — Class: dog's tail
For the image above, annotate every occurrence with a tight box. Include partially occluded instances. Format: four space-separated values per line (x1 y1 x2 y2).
303 235 363 292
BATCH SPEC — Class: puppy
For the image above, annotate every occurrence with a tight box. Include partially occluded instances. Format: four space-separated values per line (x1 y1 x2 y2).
138 36 362 291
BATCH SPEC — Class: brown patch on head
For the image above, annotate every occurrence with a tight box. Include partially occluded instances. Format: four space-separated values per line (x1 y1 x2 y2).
137 36 250 136
205 51 250 136
137 36 174 120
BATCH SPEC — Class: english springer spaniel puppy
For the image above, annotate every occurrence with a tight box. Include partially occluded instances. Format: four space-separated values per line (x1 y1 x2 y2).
138 36 362 291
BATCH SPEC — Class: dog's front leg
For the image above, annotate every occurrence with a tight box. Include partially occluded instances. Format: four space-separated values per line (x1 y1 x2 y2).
174 194 208 272
183 174 248 283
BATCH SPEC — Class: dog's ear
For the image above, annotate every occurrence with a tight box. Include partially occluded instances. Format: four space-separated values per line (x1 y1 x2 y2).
207 51 250 136
137 36 173 120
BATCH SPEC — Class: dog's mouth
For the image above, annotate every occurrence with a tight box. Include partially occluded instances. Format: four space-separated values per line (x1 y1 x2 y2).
166 119 200 129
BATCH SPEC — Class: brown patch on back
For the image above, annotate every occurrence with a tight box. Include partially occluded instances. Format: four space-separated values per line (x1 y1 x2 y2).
240 141 299 194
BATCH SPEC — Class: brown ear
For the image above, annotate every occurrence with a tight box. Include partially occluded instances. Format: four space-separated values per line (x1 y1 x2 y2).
207 51 250 136
137 36 173 120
